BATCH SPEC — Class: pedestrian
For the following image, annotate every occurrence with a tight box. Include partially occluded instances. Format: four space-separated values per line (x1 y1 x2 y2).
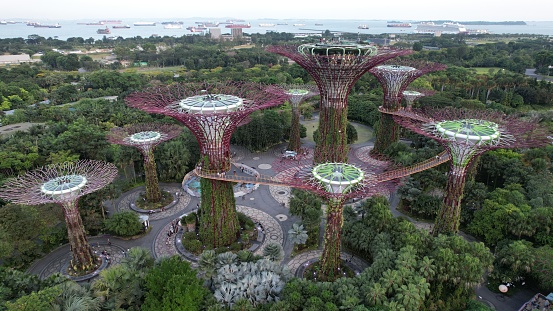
107 238 111 246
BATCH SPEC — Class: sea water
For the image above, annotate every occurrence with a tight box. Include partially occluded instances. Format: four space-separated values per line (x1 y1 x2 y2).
0 18 551 40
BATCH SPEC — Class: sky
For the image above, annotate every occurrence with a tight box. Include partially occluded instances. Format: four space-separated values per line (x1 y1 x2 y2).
2 0 552 21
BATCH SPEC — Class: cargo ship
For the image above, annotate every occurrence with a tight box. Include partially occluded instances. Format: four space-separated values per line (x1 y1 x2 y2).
225 23 251 28
259 23 276 27
134 22 156 26
387 22 412 27
100 20 122 24
187 26 207 32
164 24 182 29
97 27 111 34
358 25 369 29
34 23 61 28
112 25 131 29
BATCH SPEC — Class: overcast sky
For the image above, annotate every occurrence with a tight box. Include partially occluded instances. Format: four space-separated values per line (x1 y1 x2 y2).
2 0 551 21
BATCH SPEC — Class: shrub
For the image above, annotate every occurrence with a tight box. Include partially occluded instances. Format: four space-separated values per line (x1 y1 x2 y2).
104 211 142 237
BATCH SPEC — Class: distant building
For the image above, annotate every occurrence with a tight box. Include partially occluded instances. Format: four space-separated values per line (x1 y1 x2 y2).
231 28 243 38
0 54 32 65
210 28 221 39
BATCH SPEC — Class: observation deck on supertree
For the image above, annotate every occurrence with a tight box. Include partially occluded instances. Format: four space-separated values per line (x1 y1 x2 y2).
266 42 412 164
125 82 288 247
370 60 446 155
283 84 319 152
391 107 550 235
107 123 182 203
0 160 117 273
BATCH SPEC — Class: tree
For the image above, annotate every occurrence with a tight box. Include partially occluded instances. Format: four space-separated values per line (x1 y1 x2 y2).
104 211 143 237
143 256 208 311
493 240 535 283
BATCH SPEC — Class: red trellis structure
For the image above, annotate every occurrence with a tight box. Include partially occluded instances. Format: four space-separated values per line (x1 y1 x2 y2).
267 43 412 164
0 160 118 273
392 107 550 235
106 123 182 203
371 60 446 155
273 156 398 279
283 84 320 152
125 82 288 247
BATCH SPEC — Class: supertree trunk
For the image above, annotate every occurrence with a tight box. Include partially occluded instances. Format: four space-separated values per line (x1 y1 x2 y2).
62 201 97 272
287 105 302 152
320 197 345 280
143 148 162 203
314 103 348 164
199 177 239 247
433 165 468 236
373 113 400 155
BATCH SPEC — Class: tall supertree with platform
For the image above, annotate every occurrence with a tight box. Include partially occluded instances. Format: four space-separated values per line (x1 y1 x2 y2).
274 156 397 279
0 160 117 273
125 82 288 247
392 108 550 235
267 43 412 163
371 60 446 155
283 84 319 152
107 123 182 203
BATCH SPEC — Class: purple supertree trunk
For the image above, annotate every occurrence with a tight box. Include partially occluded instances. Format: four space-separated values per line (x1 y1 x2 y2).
434 164 468 235
320 197 345 279
62 201 97 271
143 148 161 203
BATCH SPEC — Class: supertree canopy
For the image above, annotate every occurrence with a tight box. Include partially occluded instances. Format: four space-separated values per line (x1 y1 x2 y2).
267 43 412 163
283 84 319 152
402 89 435 111
0 160 118 273
107 123 182 203
392 108 550 235
371 60 446 155
125 82 288 247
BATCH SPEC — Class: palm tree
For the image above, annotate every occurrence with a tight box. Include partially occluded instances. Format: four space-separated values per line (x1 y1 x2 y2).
51 282 102 311
198 249 217 288
287 223 308 246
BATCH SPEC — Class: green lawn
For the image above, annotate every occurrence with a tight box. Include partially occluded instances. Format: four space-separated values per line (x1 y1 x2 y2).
469 67 512 75
300 117 374 145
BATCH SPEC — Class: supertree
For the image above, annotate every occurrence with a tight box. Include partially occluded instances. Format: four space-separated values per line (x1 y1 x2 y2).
371 60 446 155
402 89 435 111
274 156 397 279
392 108 550 235
125 82 288 247
106 123 182 203
267 42 412 163
0 160 117 273
283 84 319 152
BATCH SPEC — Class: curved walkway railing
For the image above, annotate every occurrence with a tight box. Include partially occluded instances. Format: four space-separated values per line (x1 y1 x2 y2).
377 150 450 182
195 151 451 187
193 167 290 187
